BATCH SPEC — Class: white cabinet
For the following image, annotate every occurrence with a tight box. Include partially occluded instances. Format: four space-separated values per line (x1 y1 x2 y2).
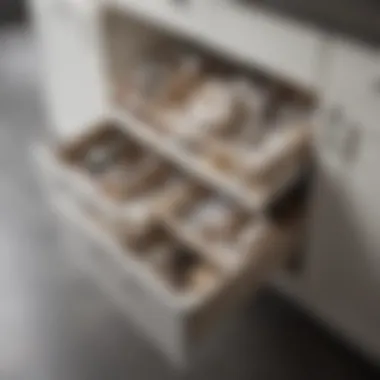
30 0 106 138
31 0 380 364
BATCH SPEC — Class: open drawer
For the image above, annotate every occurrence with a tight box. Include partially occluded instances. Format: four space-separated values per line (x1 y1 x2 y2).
102 11 315 211
34 117 307 365
51 191 301 365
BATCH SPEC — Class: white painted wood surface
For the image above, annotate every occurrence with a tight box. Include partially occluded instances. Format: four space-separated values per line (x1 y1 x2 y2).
277 39 380 361
30 0 106 138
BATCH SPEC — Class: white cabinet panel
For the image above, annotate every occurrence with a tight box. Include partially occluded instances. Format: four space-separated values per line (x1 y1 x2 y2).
299 40 380 359
31 0 106 138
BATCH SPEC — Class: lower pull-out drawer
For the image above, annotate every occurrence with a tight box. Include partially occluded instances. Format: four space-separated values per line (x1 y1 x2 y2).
51 194 300 365
32 121 306 365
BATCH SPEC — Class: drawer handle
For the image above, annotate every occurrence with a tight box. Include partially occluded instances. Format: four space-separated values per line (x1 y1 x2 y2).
324 105 345 150
372 79 380 95
328 105 344 125
50 0 74 18
170 0 191 8
342 124 361 165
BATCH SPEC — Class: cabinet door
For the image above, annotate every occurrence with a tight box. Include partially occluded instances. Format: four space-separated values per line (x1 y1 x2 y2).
30 0 106 138
306 40 380 357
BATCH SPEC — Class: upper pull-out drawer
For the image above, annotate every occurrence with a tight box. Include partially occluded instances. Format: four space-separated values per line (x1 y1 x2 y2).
34 120 306 365
102 15 314 211
51 194 299 365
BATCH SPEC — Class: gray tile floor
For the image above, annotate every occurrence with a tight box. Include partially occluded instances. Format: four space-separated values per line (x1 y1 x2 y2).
0 26 379 380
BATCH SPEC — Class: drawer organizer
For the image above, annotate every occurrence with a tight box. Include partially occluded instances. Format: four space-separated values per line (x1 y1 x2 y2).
35 10 315 366
36 117 308 364
104 12 313 210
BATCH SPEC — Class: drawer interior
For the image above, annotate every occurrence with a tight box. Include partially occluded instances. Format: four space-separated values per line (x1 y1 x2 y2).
38 117 307 291
57 121 152 196
100 10 315 209
163 182 255 261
